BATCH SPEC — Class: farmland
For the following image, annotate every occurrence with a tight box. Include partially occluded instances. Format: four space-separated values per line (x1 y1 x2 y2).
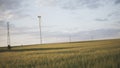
0 39 120 68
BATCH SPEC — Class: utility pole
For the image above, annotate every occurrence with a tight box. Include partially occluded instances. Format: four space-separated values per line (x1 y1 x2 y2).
7 22 11 50
38 16 42 44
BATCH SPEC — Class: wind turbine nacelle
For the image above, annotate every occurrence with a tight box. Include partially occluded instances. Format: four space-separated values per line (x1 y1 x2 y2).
38 16 41 18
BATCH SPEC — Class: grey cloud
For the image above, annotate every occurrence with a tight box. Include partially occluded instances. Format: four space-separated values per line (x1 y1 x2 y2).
0 0 28 20
107 11 120 22
0 21 6 37
0 0 23 11
0 20 15 28
24 28 120 40
108 11 120 17
95 18 108 21
1 26 120 45
115 0 120 4
71 29 120 40
40 0 107 9
43 29 120 41
0 21 6 27
57 0 102 9
78 0 102 9
117 21 120 23
0 20 15 36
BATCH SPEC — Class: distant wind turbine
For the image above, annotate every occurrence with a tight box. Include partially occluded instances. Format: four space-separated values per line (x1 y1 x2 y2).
38 16 42 44
7 22 11 50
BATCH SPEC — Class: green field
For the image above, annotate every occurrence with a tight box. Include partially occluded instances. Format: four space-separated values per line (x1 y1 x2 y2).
0 39 120 68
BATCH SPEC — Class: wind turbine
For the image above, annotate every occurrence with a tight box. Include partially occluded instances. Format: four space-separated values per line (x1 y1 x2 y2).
7 22 11 50
38 16 42 44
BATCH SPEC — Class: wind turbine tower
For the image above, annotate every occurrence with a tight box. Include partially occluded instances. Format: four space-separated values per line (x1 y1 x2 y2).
7 22 11 50
38 16 42 44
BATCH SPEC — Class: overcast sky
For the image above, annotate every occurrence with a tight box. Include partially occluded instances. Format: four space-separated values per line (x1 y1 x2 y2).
0 0 120 47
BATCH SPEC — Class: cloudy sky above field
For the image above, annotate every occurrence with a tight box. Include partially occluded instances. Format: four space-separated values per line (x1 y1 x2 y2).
0 0 120 46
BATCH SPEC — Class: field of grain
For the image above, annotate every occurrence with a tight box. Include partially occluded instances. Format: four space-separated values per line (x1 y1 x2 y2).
0 39 120 68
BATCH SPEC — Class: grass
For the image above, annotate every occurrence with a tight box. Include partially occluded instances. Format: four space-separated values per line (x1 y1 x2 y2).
0 39 120 68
